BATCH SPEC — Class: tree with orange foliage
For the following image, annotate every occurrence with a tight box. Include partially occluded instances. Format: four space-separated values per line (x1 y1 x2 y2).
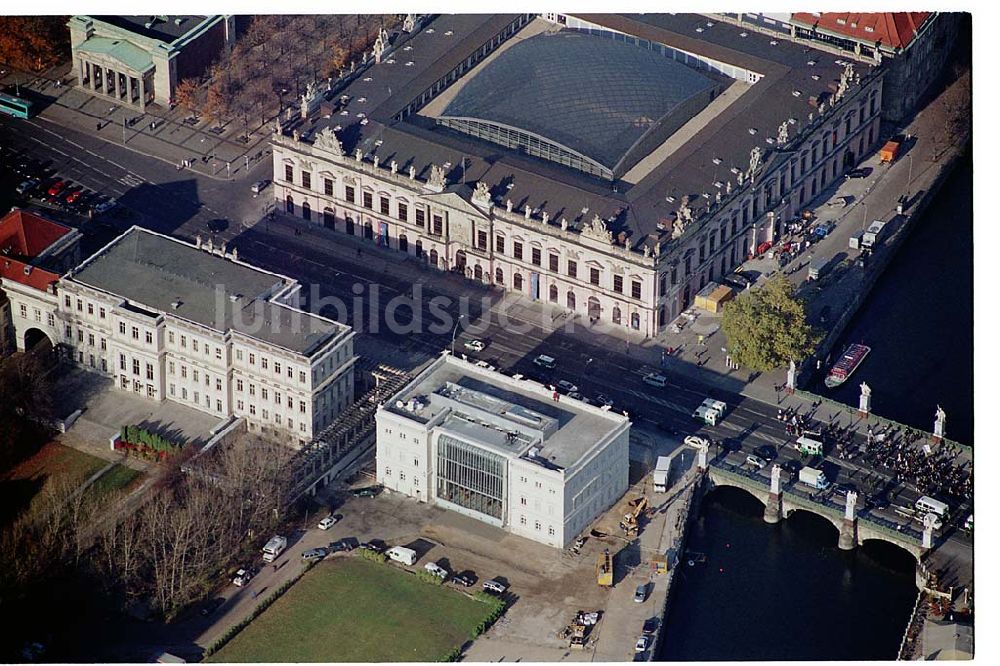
0 16 70 73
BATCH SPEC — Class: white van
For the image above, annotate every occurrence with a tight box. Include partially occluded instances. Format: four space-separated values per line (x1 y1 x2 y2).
915 496 949 520
533 354 556 370
262 535 287 563
795 436 824 457
692 405 721 426
386 546 417 566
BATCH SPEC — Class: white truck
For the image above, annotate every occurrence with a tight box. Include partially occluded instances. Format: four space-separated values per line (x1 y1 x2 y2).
798 466 830 490
653 455 672 493
862 220 887 248
692 398 728 426
262 535 287 563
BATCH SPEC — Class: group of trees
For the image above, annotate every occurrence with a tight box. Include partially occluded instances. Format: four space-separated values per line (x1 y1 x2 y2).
0 432 296 656
175 15 396 132
0 352 54 469
0 16 69 73
721 275 819 372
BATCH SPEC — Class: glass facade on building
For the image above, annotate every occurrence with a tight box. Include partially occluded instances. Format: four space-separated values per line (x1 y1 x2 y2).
436 434 506 520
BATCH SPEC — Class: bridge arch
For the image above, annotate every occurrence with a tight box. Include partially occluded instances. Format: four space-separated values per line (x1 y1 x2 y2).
856 534 922 562
704 477 769 510
22 327 53 353
782 505 843 539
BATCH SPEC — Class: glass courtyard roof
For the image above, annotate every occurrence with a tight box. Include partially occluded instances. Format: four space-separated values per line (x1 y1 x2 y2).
439 30 717 176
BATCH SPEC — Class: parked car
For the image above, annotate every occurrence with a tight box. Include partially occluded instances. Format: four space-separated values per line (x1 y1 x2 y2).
15 178 38 195
94 198 117 214
424 562 449 579
318 514 339 530
633 583 649 603
250 180 269 194
556 380 578 393
642 373 667 388
474 360 497 371
752 445 777 462
452 573 475 587
845 167 872 180
642 617 659 635
350 485 382 498
833 483 859 498
360 541 385 554
46 180 66 198
745 454 767 470
533 354 556 370
594 394 614 408
635 635 651 653
64 188 84 204
301 547 329 562
232 568 255 587
780 459 802 475
482 579 508 594
723 272 752 290
869 494 890 510
464 339 486 352
328 539 356 553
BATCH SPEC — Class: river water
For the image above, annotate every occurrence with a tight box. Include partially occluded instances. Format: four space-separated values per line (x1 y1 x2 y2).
659 488 918 661
812 153 974 445
658 155 970 660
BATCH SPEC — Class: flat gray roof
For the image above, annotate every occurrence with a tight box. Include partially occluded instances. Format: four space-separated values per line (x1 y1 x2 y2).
386 355 628 471
92 15 212 44
67 227 348 356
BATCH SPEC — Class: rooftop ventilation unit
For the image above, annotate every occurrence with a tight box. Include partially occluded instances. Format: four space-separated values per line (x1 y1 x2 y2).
770 40 778 46
425 28 435 34
363 77 373 82
360 118 369 125
740 32 748 37
171 300 182 309
174 17 185 26
766 137 775 145
665 195 675 203
730 167 740 174
748 128 758 135
445 30 453 36
807 60 816 66
811 74 820 80
405 61 414 67
712 157 722 165
792 90 802 97
404 45 413 51
713 181 724 188
696 27 704 33
706 21 714 27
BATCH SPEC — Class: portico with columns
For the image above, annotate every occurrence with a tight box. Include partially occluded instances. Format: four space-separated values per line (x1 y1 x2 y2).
75 47 155 109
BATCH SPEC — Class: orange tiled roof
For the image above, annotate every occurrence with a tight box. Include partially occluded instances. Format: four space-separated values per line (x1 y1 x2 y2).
791 12 932 51
0 209 73 259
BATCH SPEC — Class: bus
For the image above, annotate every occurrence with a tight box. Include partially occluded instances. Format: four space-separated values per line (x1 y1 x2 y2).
0 92 34 119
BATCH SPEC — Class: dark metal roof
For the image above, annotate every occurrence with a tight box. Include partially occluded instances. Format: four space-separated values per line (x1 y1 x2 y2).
439 31 717 171
92 15 212 44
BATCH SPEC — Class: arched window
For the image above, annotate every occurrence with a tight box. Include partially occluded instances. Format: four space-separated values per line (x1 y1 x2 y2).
398 234 408 253
513 273 523 291
285 195 294 214
495 267 504 286
430 249 438 267
631 313 641 330
323 207 335 229
549 284 558 302
345 216 355 235
474 264 483 281
658 305 666 328
567 290 576 310
415 240 423 259
301 201 311 221
363 222 373 240
612 306 621 325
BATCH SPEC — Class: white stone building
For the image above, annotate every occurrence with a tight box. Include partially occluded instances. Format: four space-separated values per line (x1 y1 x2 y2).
376 354 630 548
272 14 885 338
8 226 355 446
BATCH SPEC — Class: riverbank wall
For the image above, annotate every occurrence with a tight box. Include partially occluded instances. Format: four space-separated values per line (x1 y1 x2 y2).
800 140 969 394
650 471 706 657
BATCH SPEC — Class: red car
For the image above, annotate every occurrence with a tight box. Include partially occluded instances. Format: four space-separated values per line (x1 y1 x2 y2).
47 180 66 197
756 241 773 255
65 189 84 204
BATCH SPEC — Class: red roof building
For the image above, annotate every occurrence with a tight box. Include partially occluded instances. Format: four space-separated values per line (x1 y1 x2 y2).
0 209 79 292
791 12 932 52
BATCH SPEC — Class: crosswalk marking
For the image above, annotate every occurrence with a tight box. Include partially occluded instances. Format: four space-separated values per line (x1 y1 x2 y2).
626 389 688 414
118 174 144 187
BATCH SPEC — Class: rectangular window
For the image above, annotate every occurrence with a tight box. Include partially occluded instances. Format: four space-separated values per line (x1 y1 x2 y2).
236 379 244 392
613 275 623 293
168 331 175 344
548 254 558 272
119 322 126 335
631 280 642 300
88 333 94 347
380 196 390 215
192 339 199 352
64 295 71 307
145 331 153 344
119 353 126 371
432 215 443 236
495 235 505 254
590 267 600 286
87 303 94 315
249 353 255 365
261 357 268 370
193 369 199 382
181 366 187 379
299 370 307 383
99 307 106 319
146 363 153 380
236 349 243 361
216 400 223 413
274 362 281 374
76 298 82 312
299 401 306 414
132 359 140 375
513 241 523 260
181 335 187 348
77 329 83 342
415 208 425 227
345 185 355 203
47 313 55 327
18 304 26 318
284 164 293 182
301 171 311 189
262 387 268 400
567 260 577 278
398 202 408 221
324 178 333 195
362 191 373 209
477 230 488 250
100 338 106 351
531 247 541 266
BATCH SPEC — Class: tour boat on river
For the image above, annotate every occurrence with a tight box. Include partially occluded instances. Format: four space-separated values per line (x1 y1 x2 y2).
824 343 871 388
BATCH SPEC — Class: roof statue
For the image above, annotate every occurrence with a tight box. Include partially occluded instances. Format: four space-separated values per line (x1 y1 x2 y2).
861 381 871 397
854 41 862 57
726 180 732 195
524 205 532 220
808 111 814 123
836 65 853 101
748 146 762 178
560 217 569 230
403 14 416 33
818 101 827 115
737 170 745 186
936 405 946 423
582 214 613 244
506 199 514 213
372 154 380 169
408 165 416 179
873 49 883 66
541 212 550 224
643 244 651 258
390 160 398 174
671 215 686 239
373 27 390 64
777 120 789 146
292 129 300 142
313 127 345 156
426 164 446 191
715 191 722 204
473 180 490 202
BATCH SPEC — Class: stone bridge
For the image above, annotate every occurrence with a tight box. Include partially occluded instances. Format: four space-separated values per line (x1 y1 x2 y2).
704 462 927 560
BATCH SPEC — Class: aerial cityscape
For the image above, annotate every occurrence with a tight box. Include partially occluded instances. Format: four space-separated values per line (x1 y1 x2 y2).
0 8 973 663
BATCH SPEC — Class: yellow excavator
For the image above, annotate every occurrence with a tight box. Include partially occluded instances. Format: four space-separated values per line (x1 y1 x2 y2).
620 496 649 537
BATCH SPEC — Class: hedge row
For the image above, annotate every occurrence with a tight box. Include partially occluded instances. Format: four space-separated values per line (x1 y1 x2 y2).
202 561 315 658
415 569 445 586
120 424 183 453
357 548 388 564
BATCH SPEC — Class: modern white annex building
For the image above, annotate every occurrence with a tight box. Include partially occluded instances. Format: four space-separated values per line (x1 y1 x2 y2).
7 226 355 446
376 354 630 548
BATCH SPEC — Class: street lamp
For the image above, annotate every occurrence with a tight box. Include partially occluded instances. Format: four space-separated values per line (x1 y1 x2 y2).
450 314 466 355
860 202 868 229
906 152 914 195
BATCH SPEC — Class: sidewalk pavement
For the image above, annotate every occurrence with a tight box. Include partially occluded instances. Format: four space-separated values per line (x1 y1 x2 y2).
1 63 272 181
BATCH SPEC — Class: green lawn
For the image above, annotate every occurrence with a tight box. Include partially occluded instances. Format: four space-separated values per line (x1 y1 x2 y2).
88 464 143 497
210 557 494 662
0 442 110 524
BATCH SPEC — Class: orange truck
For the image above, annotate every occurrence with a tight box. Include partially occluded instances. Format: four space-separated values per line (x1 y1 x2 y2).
879 140 900 164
